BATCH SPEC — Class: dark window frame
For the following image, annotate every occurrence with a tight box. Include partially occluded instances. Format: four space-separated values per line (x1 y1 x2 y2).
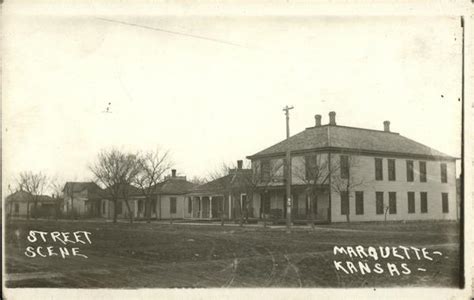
440 163 448 183
355 191 364 215
341 191 349 215
420 192 428 213
340 155 349 179
188 197 192 213
170 197 177 214
442 193 449 213
407 192 415 213
389 192 397 214
419 161 427 182
406 160 414 182
375 158 383 181
305 153 318 180
116 200 122 214
388 159 396 181
375 192 384 215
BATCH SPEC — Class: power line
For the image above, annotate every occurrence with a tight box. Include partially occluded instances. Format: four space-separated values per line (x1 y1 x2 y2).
96 17 245 48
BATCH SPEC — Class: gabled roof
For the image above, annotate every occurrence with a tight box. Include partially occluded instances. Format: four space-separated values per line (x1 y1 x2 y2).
6 190 57 203
102 183 142 198
63 182 105 199
247 124 455 160
153 178 196 195
191 169 252 194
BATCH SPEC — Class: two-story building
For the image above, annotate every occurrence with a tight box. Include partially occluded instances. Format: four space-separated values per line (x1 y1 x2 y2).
246 111 458 223
62 182 105 218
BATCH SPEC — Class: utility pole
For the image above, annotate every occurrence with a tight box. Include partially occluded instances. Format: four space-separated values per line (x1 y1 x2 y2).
283 105 293 232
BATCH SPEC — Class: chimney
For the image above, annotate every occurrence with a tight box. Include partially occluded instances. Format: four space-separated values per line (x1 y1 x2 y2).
314 114 322 127
237 160 243 169
383 121 390 132
329 111 336 125
171 169 177 177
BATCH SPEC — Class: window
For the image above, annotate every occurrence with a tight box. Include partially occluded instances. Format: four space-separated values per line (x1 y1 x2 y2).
442 193 449 213
240 194 247 210
375 158 383 181
420 192 428 213
388 159 396 181
440 163 447 183
138 200 144 213
341 191 349 215
355 191 364 215
419 161 427 182
261 160 271 181
406 160 414 182
116 201 122 214
14 203 19 213
389 192 397 214
262 193 271 213
102 201 106 214
305 154 317 180
340 155 349 179
407 192 415 213
188 197 192 213
376 192 384 215
170 197 177 214
151 199 157 213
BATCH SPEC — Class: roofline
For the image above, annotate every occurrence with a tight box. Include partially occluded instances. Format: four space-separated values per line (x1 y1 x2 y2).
305 124 400 135
247 147 457 161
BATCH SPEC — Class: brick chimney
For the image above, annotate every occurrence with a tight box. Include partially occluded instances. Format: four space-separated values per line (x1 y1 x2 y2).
171 169 177 177
314 114 322 127
329 111 336 125
237 160 243 169
383 121 390 132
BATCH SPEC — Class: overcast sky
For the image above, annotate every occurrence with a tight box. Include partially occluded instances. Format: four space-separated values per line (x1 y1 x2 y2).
3 12 463 187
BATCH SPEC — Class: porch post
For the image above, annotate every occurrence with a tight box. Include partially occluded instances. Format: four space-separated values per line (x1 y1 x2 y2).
191 196 193 219
210 196 213 219
199 196 202 219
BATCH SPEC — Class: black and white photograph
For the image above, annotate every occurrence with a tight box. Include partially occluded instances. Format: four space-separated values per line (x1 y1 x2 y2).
1 1 472 299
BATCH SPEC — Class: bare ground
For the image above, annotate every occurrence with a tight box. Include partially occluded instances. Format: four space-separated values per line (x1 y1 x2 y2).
4 219 461 288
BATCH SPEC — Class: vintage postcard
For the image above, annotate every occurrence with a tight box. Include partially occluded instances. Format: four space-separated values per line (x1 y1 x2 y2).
1 1 472 299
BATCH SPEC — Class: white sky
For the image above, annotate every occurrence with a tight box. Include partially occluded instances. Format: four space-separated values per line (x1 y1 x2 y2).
3 12 463 186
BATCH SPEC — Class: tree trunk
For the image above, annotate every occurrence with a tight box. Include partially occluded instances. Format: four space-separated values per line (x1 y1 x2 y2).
239 199 244 227
308 195 316 231
33 198 38 220
113 199 118 223
146 197 151 223
124 199 134 224
220 210 224 226
26 199 30 220
263 197 267 228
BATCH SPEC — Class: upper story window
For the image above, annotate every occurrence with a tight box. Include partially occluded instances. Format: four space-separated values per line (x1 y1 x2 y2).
419 161 427 182
340 155 349 179
260 159 271 181
375 158 383 181
406 160 414 182
388 159 396 181
440 163 448 183
305 154 318 180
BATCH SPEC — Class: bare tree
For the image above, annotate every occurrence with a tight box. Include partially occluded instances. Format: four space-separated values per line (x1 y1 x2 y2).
89 148 141 224
50 177 65 220
134 149 172 223
293 153 334 230
330 154 366 223
17 171 48 220
190 176 207 186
